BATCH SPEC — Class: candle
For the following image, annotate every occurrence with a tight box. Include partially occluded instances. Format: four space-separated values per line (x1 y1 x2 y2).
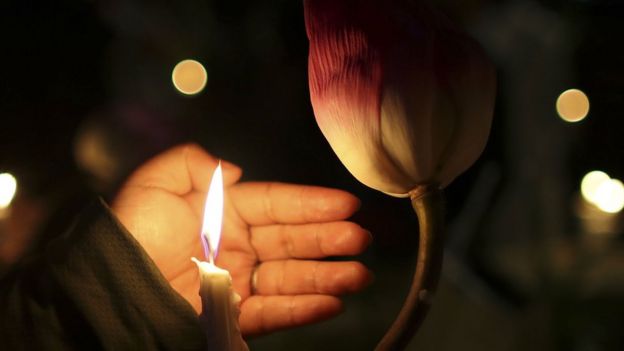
193 162 248 351
191 258 247 351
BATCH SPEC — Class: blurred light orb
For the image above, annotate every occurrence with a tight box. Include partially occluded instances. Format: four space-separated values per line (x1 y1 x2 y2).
172 59 208 95
581 170 611 204
593 178 624 214
0 173 17 209
556 88 590 122
74 124 119 185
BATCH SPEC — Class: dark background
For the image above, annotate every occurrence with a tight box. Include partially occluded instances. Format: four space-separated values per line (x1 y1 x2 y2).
1 0 623 350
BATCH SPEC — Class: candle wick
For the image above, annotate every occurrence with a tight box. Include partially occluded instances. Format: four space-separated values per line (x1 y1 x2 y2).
207 236 217 265
200 233 218 264
208 254 215 265
201 234 211 260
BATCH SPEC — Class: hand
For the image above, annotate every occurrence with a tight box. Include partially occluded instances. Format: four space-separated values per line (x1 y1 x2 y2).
112 144 372 336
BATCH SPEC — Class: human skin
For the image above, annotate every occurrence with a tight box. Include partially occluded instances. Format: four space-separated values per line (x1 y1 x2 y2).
112 144 373 336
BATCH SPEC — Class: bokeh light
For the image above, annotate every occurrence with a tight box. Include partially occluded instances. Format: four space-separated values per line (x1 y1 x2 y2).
593 178 624 214
556 88 590 123
581 170 610 204
0 173 18 209
172 59 208 95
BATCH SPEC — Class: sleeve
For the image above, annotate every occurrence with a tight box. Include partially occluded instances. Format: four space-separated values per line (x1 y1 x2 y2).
0 198 206 351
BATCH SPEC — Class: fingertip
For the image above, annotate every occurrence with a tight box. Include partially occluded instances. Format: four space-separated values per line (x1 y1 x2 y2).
352 226 373 254
332 223 373 256
340 191 361 214
354 195 362 211
349 262 374 292
319 189 361 220
221 159 243 185
221 159 241 172
180 142 214 164
321 261 373 295
297 295 343 323
364 229 373 247
316 296 343 319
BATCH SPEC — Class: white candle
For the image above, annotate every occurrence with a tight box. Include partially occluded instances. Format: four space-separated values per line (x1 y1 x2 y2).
192 258 248 351
195 162 249 351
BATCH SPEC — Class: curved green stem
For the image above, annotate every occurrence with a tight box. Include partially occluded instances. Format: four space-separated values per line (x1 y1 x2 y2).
375 187 445 351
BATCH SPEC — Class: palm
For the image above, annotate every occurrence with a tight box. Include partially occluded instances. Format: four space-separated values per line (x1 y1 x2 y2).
113 145 371 336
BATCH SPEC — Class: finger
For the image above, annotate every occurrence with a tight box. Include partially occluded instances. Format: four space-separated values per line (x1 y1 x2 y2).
253 260 372 295
126 143 242 194
250 222 371 260
240 295 342 336
230 182 360 225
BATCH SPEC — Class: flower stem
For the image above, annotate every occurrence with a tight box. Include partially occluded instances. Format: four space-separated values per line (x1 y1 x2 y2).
375 186 445 351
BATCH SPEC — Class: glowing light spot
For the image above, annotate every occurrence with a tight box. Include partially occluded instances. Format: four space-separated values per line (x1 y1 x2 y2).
201 163 224 263
581 171 610 204
593 178 624 214
172 59 208 95
556 89 590 122
0 173 17 209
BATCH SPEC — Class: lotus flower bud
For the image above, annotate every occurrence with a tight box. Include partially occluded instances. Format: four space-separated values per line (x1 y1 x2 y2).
305 0 496 197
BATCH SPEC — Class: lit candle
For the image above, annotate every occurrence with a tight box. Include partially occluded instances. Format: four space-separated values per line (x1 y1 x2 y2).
193 163 248 351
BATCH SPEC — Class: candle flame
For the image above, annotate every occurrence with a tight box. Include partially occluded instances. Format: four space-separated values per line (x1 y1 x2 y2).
201 162 224 263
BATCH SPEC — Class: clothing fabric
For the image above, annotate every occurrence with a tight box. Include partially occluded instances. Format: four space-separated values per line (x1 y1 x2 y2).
0 199 205 350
